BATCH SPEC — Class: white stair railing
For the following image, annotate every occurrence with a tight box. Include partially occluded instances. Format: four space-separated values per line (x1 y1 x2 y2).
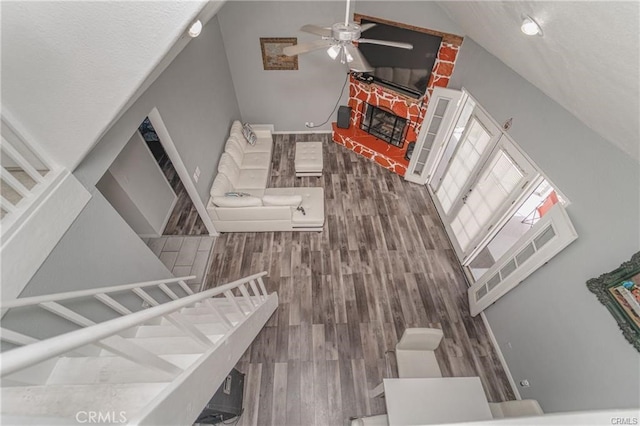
0 271 270 378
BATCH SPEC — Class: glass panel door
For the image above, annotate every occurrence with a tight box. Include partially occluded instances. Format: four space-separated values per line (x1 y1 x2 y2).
448 136 537 260
434 115 494 214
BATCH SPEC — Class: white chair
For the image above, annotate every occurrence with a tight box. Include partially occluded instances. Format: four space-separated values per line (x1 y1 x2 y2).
370 327 444 398
395 327 444 378
350 414 389 426
489 400 544 418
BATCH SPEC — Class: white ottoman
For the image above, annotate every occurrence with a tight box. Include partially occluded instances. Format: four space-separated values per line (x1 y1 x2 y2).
295 141 323 177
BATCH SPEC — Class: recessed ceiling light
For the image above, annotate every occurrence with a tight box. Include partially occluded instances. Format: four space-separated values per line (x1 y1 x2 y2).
188 20 202 38
521 15 543 36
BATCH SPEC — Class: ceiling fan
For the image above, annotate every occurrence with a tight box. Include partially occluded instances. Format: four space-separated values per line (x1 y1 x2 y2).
282 0 413 72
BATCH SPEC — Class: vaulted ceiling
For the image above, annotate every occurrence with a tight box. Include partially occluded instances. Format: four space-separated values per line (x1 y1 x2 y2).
436 1 639 160
2 1 638 167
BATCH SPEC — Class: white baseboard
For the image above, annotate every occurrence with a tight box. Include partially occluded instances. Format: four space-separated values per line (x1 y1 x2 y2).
480 311 521 400
272 130 333 135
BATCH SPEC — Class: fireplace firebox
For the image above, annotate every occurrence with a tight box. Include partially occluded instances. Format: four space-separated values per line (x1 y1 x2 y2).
360 104 407 148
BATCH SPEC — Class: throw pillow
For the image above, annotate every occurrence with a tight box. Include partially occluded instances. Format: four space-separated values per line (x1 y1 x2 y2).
242 123 257 146
262 194 303 207
225 192 252 197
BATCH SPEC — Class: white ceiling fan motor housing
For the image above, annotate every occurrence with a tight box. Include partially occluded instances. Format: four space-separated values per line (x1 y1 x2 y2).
332 23 361 41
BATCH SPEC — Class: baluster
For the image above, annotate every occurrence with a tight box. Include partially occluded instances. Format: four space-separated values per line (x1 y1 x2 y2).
158 283 179 300
224 290 247 317
178 280 194 295
238 284 257 310
249 279 265 302
132 288 159 306
165 313 211 347
204 299 234 329
1 138 45 184
257 276 268 296
94 293 132 315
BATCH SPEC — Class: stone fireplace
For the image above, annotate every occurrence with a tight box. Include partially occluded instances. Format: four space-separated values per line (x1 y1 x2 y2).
332 17 463 176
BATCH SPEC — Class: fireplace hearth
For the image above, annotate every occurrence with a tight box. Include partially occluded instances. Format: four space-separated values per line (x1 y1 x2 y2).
360 104 407 148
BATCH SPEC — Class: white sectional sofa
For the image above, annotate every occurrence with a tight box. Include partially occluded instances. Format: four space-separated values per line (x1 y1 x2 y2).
207 122 325 233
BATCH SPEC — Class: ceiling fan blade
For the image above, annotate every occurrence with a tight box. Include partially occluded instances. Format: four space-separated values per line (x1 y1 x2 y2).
283 39 333 56
300 24 332 38
359 23 376 32
358 38 414 50
344 43 373 72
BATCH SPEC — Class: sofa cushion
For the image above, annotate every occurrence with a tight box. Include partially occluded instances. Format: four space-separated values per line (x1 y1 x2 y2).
240 151 271 169
265 187 324 228
224 139 245 166
235 168 270 189
242 135 272 154
218 153 269 189
218 153 241 185
212 195 262 208
231 121 244 140
262 194 303 207
210 173 234 197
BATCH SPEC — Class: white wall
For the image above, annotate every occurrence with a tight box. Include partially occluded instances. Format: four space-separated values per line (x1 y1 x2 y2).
100 132 176 236
218 1 462 131
0 1 206 171
449 38 640 413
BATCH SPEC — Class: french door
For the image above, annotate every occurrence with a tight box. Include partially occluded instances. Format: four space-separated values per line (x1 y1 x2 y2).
429 108 536 262
413 88 577 316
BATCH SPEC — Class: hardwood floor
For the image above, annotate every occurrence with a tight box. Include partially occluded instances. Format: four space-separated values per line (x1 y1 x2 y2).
203 133 515 426
158 154 208 236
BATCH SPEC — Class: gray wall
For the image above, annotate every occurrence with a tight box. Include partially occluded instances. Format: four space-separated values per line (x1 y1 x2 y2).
97 171 157 236
76 16 240 206
101 132 176 236
218 1 461 131
450 38 640 412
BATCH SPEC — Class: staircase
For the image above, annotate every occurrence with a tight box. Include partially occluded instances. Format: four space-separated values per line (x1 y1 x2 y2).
0 272 278 425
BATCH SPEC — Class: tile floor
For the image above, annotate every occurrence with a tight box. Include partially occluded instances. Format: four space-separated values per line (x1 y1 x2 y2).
144 236 215 293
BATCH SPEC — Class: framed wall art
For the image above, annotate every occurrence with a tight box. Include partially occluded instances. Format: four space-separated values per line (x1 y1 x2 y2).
259 37 298 70
587 251 640 352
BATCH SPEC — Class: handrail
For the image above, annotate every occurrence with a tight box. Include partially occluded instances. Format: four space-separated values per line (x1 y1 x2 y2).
0 276 196 309
0 271 268 378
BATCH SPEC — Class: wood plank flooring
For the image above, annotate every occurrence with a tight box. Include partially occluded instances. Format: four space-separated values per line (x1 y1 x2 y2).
158 154 208 236
203 133 515 426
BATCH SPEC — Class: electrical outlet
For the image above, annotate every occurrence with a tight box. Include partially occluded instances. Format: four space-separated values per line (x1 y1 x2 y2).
519 379 530 387
193 166 201 182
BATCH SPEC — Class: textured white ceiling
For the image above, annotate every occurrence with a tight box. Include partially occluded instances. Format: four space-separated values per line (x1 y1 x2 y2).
436 1 640 160
1 1 207 170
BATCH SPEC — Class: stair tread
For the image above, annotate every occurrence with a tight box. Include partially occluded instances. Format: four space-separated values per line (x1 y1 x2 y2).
2 383 166 419
135 322 232 338
100 336 220 356
47 354 200 385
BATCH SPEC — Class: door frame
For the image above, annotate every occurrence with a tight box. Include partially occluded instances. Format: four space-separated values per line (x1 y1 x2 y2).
147 108 218 236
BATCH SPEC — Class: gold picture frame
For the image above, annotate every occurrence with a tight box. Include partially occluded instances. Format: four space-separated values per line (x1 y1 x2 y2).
260 38 298 70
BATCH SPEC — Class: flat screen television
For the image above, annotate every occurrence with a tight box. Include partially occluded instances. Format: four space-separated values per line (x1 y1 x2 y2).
358 19 442 98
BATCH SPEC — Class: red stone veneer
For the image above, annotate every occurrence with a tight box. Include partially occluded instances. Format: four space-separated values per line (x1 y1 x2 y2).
332 123 409 176
332 40 460 177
